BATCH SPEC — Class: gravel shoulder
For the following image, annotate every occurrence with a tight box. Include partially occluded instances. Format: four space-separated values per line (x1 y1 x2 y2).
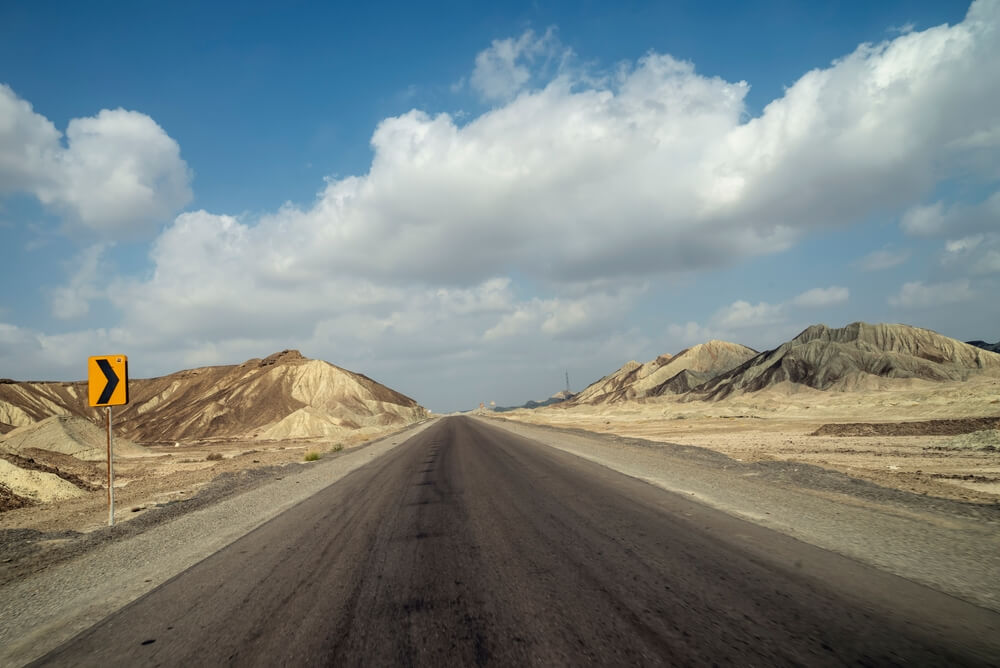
0 419 438 667
481 415 1000 614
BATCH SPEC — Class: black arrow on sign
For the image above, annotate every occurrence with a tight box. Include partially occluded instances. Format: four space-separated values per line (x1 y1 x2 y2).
96 359 120 405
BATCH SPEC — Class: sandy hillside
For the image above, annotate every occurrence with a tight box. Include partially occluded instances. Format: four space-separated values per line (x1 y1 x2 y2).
0 416 149 461
697 322 1000 400
498 376 1000 502
0 350 427 443
0 416 148 513
571 340 757 404
0 459 88 504
0 350 429 529
500 323 1000 503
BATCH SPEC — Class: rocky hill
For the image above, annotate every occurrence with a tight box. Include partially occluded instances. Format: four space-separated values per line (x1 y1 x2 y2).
0 350 426 443
570 341 757 405
494 390 576 413
0 415 148 460
697 323 1000 400
968 340 1000 354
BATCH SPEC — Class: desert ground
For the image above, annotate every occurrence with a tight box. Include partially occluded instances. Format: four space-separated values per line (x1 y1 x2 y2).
4 376 999 541
495 375 1000 504
0 428 396 536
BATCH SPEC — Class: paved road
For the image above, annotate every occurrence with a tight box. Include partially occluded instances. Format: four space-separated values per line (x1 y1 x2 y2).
35 416 1000 666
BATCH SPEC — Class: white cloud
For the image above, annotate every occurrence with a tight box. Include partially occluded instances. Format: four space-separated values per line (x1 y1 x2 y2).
667 321 718 345
0 322 124 381
668 285 848 349
713 300 785 329
0 85 61 194
973 250 1000 273
5 2 1000 408
945 235 984 253
0 85 191 237
10 2 1000 287
0 322 35 350
901 191 1000 238
470 28 561 101
791 286 849 308
947 124 1000 149
483 290 634 341
857 248 910 271
901 202 948 236
50 243 109 319
188 2 997 289
941 232 1000 274
888 279 976 307
664 310 806 355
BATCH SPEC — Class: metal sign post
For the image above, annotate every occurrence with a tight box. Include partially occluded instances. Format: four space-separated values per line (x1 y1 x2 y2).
106 406 115 526
89 355 128 528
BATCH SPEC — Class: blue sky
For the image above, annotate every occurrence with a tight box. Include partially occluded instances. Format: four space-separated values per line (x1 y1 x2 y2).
1 0 997 412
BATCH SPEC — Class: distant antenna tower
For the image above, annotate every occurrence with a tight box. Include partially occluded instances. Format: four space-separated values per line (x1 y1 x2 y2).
565 370 570 394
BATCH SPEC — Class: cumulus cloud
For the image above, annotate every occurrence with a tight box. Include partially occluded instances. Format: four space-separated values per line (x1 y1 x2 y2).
667 321 718 345
943 232 1000 274
6 1 1000 405
0 85 60 194
127 1 998 296
888 279 976 307
972 250 1000 273
50 244 109 319
900 202 947 236
790 286 849 308
856 248 910 271
901 191 1000 238
483 289 635 342
945 235 984 253
668 285 849 349
713 300 785 329
107 208 637 354
0 85 191 236
470 28 562 101
0 322 35 350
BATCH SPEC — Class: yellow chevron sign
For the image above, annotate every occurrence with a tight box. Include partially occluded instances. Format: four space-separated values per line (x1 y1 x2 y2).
88 355 129 407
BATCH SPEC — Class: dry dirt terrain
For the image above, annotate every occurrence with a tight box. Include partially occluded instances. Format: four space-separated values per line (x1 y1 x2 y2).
27 417 1000 667
497 375 1000 504
0 349 429 540
0 429 396 537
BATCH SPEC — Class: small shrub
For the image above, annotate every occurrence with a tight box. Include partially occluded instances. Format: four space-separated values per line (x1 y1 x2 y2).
304 451 321 461
331 443 344 453
205 453 223 461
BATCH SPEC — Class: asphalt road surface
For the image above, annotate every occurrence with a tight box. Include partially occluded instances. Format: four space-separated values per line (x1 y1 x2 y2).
35 416 1000 666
